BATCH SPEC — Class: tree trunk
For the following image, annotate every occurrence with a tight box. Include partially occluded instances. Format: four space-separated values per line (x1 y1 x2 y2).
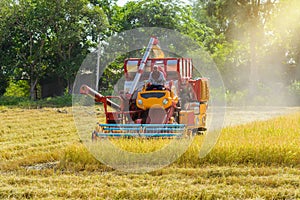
30 77 38 100
248 1 260 99
248 29 258 98
67 79 73 94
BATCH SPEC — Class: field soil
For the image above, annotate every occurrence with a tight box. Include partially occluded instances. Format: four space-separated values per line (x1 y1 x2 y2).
223 106 300 126
0 106 299 199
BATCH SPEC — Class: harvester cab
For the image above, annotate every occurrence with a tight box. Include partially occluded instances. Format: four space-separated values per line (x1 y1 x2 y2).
80 36 209 139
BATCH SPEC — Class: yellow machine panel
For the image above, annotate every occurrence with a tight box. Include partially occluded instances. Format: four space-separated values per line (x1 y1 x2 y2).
197 103 207 129
200 79 209 102
136 90 178 110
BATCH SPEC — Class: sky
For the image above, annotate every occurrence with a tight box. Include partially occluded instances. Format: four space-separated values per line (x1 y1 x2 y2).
116 0 130 6
116 0 191 6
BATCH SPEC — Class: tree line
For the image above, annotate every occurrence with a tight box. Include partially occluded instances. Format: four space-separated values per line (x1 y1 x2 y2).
0 0 299 105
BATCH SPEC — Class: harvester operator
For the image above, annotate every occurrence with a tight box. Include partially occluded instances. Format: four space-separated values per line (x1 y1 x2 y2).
147 65 166 90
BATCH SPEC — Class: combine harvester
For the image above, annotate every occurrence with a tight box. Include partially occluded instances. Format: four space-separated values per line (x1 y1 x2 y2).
80 36 209 139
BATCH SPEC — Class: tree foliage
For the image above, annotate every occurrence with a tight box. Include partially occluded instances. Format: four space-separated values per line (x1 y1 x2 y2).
0 0 299 104
96 0 225 91
0 0 108 99
191 0 283 92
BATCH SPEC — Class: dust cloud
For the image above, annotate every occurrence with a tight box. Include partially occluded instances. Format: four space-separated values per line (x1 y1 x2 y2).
209 1 300 126
219 1 300 108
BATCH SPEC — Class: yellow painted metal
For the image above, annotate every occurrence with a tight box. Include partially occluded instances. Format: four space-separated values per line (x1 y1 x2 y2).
182 102 207 129
200 79 209 102
197 103 207 128
136 88 178 110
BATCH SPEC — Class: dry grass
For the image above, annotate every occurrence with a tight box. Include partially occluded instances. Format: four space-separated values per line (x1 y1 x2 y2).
0 107 299 199
0 166 299 199
0 107 78 170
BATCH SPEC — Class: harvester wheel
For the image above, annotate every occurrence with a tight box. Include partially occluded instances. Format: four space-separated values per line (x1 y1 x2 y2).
197 131 204 135
197 127 206 135
92 131 97 141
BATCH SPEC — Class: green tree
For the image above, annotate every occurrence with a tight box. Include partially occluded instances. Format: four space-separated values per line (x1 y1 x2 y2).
269 0 300 82
192 0 277 94
48 0 108 93
0 1 10 95
96 0 223 91
0 0 108 99
112 0 219 47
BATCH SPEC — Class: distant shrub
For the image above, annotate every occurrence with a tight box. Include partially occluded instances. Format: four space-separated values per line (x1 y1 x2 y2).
225 90 247 106
0 94 72 107
209 87 226 106
0 96 29 106
4 80 30 98
39 94 72 107
289 80 300 93
288 80 300 106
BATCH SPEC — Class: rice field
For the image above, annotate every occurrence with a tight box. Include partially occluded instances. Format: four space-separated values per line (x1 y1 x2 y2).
0 106 299 199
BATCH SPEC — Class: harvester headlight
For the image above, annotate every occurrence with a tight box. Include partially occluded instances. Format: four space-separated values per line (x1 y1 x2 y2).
138 99 143 105
162 98 169 105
